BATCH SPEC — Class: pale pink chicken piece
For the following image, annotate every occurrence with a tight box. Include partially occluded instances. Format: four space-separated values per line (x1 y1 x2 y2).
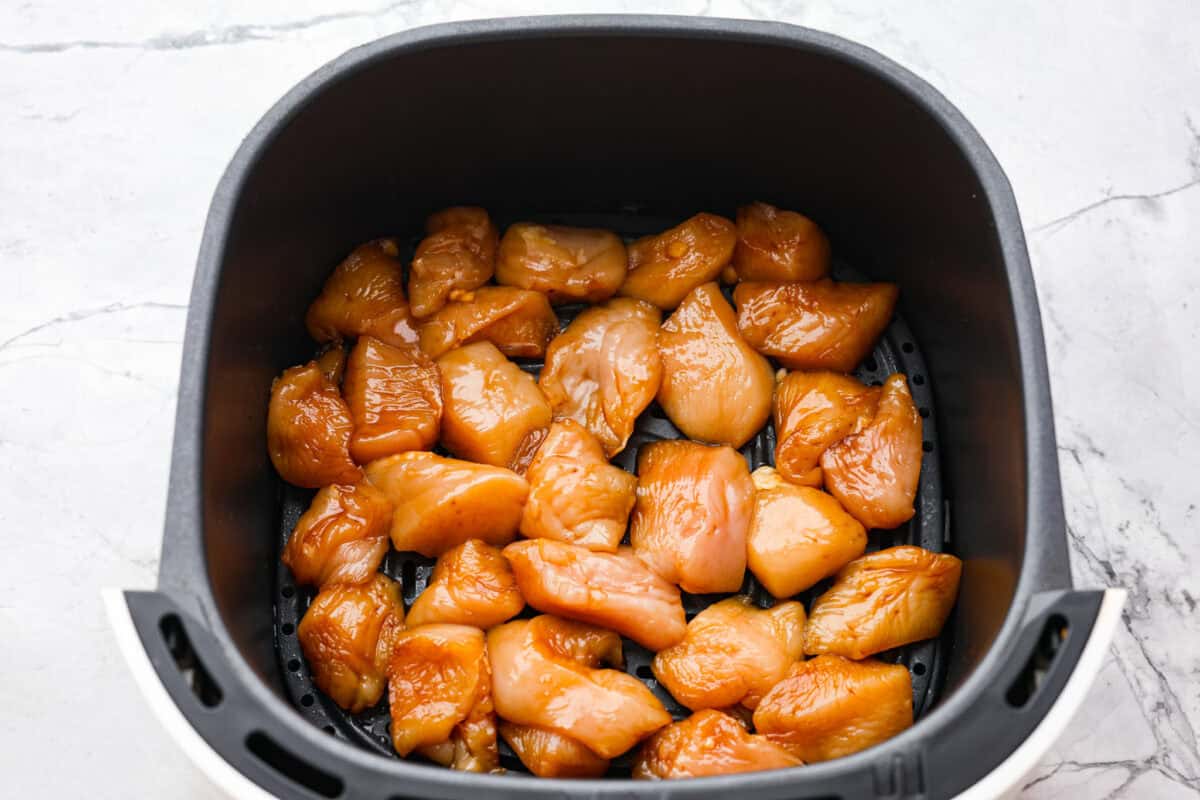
773 370 881 487
405 539 524 629
496 223 627 304
633 709 802 780
281 481 392 589
305 239 420 350
407 206 499 319
619 213 737 310
342 335 442 463
732 201 831 283
418 286 559 360
499 722 610 778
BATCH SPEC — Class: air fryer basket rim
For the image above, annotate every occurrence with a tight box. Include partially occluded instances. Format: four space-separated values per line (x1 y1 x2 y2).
146 14 1086 798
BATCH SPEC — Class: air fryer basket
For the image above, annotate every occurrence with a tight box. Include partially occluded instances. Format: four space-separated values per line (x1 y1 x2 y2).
108 16 1124 800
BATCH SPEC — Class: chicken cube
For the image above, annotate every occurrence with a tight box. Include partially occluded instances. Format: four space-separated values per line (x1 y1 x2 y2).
408 207 499 319
496 223 627 304
773 370 881 487
732 201 831 282
499 722 610 778
342 335 442 463
418 286 559 360
281 481 392 589
405 539 524 629
633 709 801 780
267 361 361 488
619 213 736 309
305 239 420 349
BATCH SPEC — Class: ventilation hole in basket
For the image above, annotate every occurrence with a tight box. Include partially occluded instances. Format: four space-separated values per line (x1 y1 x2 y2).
281 585 295 599
401 560 416 595
245 731 343 798
902 342 914 353
923 441 934 453
635 665 654 679
863 356 878 372
912 374 925 386
324 726 336 735
913 662 927 676
1006 615 1069 708
159 614 223 708
287 658 301 673
301 693 315 707
281 623 295 635
919 407 930 419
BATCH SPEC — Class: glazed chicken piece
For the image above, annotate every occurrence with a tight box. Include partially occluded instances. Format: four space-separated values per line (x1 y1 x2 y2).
821 374 923 529
733 280 898 372
315 342 347 385
652 597 806 711
436 341 552 468
538 298 662 457
499 722 610 778
388 624 498 772
629 440 754 594
746 467 867 598
364 452 528 556
305 239 420 349
488 616 671 759
753 655 913 763
519 420 637 552
619 213 736 309
503 539 687 651
496 223 628 304
732 201 831 282
281 481 392 589
267 361 361 488
633 709 802 780
342 335 442 463
408 206 499 319
297 574 404 713
773 371 881 486
656 282 774 448
418 286 559 360
405 539 524 629
804 545 962 659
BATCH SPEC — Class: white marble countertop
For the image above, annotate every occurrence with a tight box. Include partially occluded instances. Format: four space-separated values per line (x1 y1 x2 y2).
2 1 1197 797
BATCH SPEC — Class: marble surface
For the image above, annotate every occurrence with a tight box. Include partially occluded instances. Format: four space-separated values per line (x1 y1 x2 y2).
2 1 1197 797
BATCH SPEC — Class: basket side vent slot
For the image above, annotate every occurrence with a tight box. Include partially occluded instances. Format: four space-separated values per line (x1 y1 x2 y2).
158 613 223 708
1006 614 1070 707
246 731 344 798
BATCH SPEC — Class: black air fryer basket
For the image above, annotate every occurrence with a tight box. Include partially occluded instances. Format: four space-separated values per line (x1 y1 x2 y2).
108 16 1124 800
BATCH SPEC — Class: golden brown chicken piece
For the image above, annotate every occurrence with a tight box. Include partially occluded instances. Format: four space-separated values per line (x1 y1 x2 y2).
496 223 628 304
656 282 774 447
733 280 898 372
488 616 671 759
732 201 831 283
633 709 802 780
753 655 913 762
629 440 753 594
519 420 637 552
503 539 687 651
388 624 498 772
315 343 347 385
364 452 528 556
652 597 806 711
281 481 392 589
436 341 552 468
305 239 420 349
418 286 559 360
804 546 962 659
820 374 923 529
342 335 442 464
746 467 867 598
297 574 404 713
538 298 662 457
408 207 499 319
773 371 881 486
619 213 736 309
267 362 361 488
499 722 610 778
405 539 524 629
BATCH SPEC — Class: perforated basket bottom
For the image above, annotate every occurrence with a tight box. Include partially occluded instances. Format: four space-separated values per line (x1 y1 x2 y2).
273 215 948 775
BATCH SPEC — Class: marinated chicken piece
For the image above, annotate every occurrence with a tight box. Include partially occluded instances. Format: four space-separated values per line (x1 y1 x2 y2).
315 342 347 385
364 452 528 556
496 223 628 304
418 286 559 360
804 545 962 659
747 467 867 598
753 655 913 762
656 283 774 447
405 539 524 629
436 341 552 468
633 709 802 780
305 239 420 349
297 574 404 713
773 371 881 486
732 201 831 282
652 597 806 711
629 440 753 594
488 616 671 758
538 298 662 457
519 420 636 552
499 722 610 778
733 280 898 372
281 481 392 589
821 374 923 529
408 207 499 319
388 624 498 772
503 539 687 651
342 335 442 463
620 213 736 309
267 362 361 488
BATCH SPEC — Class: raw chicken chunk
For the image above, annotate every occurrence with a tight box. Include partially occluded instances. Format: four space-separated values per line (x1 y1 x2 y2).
753 655 913 762
408 207 499 319
629 440 753 594
405 539 524 629
281 481 392 589
633 709 801 780
773 371 881 486
732 201 831 282
499 722 609 778
305 239 420 349
342 335 442 463
656 282 774 447
503 539 687 651
733 280 898 372
418 286 559 360
364 452 528 556
804 545 962 659
267 361 361 488
496 223 627 304
619 213 736 309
